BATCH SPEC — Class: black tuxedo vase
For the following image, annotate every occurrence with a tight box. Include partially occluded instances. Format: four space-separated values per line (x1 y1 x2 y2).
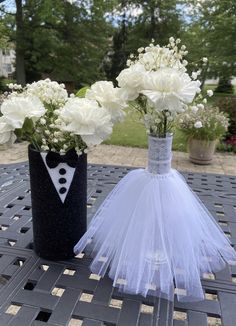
28 146 87 260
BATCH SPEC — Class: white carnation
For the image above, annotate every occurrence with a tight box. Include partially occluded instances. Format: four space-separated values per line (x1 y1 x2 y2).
86 81 127 122
0 116 16 145
116 63 146 100
194 121 203 128
141 68 200 112
60 98 113 147
1 95 45 129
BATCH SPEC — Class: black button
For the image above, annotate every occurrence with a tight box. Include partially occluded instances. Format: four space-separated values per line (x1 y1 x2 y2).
59 168 66 175
59 187 67 194
59 178 66 184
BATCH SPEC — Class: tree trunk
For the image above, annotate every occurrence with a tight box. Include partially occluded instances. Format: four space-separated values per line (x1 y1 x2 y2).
15 0 26 85
104 0 127 84
150 1 157 39
149 0 162 40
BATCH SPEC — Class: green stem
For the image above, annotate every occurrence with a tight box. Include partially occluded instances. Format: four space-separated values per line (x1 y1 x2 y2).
163 112 167 138
30 135 41 151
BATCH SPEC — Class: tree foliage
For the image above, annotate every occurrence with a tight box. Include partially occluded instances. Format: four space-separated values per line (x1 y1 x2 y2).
1 0 112 86
0 0 235 89
181 0 236 91
199 0 236 78
0 20 10 48
103 0 182 83
22 0 113 86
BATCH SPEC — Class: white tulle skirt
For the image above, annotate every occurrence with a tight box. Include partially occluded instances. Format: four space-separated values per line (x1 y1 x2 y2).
74 167 236 302
74 133 236 302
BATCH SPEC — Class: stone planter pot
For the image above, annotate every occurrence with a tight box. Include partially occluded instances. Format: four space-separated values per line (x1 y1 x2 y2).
28 145 87 260
188 138 217 165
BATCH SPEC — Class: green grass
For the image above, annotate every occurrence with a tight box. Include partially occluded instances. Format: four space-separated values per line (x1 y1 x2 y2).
104 86 236 152
104 110 188 151
3 78 16 86
104 111 147 148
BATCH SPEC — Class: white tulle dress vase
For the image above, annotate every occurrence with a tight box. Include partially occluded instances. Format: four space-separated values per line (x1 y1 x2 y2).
74 133 236 302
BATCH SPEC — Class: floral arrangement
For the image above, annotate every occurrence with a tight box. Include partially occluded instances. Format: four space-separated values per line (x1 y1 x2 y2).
177 90 229 141
116 37 201 138
0 79 126 154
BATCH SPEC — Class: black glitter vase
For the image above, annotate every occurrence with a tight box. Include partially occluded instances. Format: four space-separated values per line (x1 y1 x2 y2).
28 145 87 260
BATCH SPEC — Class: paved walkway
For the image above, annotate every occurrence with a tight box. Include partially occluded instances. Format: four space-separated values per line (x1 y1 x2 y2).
0 142 235 175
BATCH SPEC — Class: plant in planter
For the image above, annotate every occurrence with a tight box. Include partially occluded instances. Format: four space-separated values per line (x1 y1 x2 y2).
0 78 126 260
177 93 229 164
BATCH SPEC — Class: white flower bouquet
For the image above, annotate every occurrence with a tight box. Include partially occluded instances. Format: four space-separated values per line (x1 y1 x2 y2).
116 37 201 137
0 78 128 260
0 79 126 154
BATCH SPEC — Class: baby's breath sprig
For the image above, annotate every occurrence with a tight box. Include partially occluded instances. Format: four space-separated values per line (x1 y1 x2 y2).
177 89 229 141
126 37 189 72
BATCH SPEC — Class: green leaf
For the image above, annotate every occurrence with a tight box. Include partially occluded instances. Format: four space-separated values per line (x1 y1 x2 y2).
22 118 34 134
14 128 23 139
76 86 90 98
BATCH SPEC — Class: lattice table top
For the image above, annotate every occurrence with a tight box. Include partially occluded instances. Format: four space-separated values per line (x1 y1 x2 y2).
0 162 236 326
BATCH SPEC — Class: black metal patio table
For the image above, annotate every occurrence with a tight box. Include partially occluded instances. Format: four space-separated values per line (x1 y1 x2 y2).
0 162 236 326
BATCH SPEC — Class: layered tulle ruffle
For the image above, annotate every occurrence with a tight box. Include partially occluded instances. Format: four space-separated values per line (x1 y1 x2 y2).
74 168 236 302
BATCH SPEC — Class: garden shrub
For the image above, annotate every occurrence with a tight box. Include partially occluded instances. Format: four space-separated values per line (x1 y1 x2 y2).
217 96 236 135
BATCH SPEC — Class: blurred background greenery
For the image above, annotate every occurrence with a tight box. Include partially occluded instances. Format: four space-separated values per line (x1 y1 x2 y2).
104 85 236 153
0 0 235 151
